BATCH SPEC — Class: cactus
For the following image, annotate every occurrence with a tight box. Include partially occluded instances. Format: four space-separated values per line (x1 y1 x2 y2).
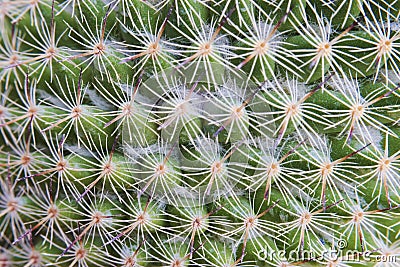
1 0 400 266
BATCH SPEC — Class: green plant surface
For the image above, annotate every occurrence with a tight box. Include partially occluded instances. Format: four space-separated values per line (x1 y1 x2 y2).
0 1 399 266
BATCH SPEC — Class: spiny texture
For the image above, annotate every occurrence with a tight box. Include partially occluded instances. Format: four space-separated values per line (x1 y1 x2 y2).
0 0 400 266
